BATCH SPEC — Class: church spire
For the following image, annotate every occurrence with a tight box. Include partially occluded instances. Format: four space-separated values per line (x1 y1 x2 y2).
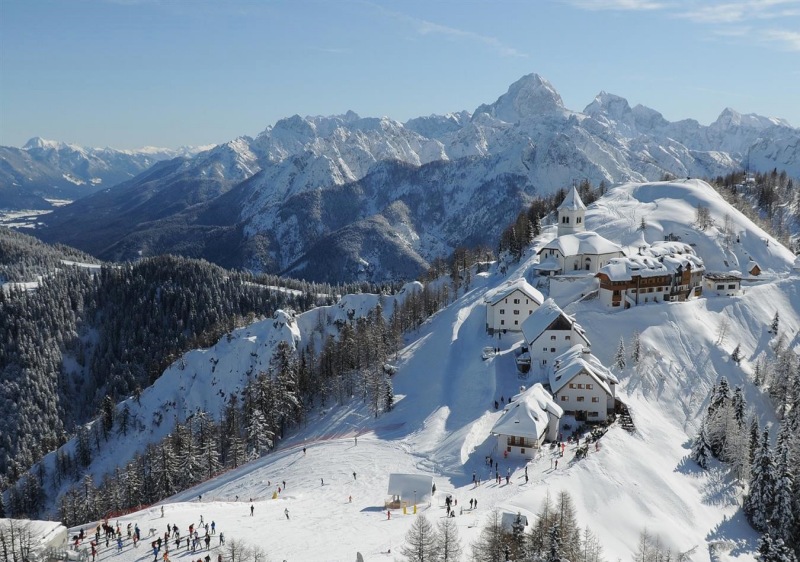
557 186 586 236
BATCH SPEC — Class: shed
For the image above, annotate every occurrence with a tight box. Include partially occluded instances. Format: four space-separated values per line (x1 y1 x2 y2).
386 474 433 508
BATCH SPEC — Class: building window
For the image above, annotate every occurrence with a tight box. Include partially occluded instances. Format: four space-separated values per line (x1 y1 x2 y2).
561 396 567 401
589 412 599 418
577 384 583 389
515 320 519 325
562 216 569 223
569 383 575 388
728 284 736 289
529 310 533 315
717 284 724 290
550 335 556 340
543 347 548 351
577 396 585 402
513 298 520 304
501 320 505 325
550 348 556 352
565 335 571 340
499 309 505 314
591 397 599 403
577 217 582 224
586 384 593 389
513 310 520 315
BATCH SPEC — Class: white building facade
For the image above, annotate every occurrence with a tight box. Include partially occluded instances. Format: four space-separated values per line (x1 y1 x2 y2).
485 280 544 333
549 345 618 422
521 299 591 371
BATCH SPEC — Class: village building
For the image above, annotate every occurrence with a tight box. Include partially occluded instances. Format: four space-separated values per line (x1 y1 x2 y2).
747 260 761 277
521 299 591 371
533 186 625 276
490 383 562 459
703 272 742 296
595 251 705 309
548 345 619 422
484 279 544 333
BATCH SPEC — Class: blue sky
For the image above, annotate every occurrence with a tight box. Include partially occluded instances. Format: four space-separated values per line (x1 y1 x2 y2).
2 0 799 149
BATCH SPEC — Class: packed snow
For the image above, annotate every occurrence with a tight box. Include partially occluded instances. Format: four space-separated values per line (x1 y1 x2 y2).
38 181 799 562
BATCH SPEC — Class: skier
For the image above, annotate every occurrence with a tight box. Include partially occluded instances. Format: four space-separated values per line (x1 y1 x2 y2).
321 478 324 486
353 471 357 480
204 535 210 550
303 446 306 455
284 508 290 520
250 504 254 516
161 506 164 518
219 533 225 545
210 521 215 535
386 510 391 520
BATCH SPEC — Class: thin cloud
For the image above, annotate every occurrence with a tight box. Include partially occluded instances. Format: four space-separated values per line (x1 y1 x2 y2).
365 2 527 58
564 0 666 10
677 0 800 23
413 19 527 58
759 28 800 50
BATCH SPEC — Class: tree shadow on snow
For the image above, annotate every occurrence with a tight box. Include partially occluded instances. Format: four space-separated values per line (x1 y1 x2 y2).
705 509 760 558
674 454 704 477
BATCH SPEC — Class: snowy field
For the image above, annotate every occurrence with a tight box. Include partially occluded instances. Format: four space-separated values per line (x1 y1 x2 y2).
52 180 798 562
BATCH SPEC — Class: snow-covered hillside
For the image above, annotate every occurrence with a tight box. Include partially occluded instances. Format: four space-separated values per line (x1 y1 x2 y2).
37 181 799 561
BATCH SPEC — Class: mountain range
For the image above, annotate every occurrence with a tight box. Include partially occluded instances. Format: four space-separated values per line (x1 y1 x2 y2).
5 73 799 283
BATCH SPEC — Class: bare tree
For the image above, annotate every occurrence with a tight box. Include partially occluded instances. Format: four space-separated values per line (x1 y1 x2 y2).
0 519 35 562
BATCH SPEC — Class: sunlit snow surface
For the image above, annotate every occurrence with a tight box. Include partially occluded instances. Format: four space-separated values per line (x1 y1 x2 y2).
58 180 798 562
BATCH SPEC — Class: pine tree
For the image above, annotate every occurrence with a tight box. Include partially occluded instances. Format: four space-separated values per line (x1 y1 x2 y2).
400 515 439 562
691 425 709 469
769 422 795 543
731 344 742 364
631 331 641 365
770 311 780 334
614 337 626 370
547 523 562 562
744 428 776 531
384 376 394 412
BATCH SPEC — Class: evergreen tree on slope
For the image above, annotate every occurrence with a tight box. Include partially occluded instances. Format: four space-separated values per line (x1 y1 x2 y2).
744 428 776 532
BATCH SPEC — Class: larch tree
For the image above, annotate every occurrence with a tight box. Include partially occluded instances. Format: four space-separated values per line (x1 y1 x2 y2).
400 515 439 562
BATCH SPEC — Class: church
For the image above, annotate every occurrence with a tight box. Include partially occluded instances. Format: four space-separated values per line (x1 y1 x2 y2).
533 186 625 276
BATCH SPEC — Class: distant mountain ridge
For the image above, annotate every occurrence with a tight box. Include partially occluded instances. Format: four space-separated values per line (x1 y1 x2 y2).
19 73 800 282
0 137 213 209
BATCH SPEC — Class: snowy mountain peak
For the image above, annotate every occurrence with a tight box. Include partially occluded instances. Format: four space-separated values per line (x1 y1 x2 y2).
23 136 81 152
473 72 565 123
584 91 632 121
712 107 791 131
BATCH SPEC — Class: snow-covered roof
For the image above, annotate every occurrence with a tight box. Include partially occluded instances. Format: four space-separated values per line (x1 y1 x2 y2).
532 258 561 271
597 253 704 282
597 256 668 281
484 278 544 306
491 383 562 439
549 345 619 396
520 299 590 346
386 473 433 502
557 186 586 211
661 254 704 273
538 231 624 257
0 519 68 555
648 241 695 257
704 271 741 281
